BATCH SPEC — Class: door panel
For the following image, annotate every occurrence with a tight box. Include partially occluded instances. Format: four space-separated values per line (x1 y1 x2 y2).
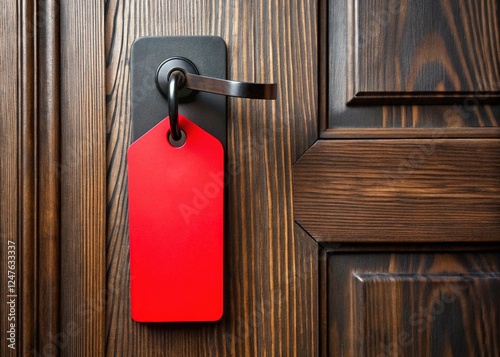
326 0 500 134
294 139 500 242
354 0 500 100
302 0 500 355
327 251 500 356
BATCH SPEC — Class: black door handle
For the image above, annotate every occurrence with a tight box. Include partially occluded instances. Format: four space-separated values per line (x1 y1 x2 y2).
156 57 277 100
156 57 277 141
180 71 277 99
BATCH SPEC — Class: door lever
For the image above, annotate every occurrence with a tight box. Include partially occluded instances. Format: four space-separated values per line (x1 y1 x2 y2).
155 56 277 141
156 57 277 101
165 69 277 140
173 70 277 100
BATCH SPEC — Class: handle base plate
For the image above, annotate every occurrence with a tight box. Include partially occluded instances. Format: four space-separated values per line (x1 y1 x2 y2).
131 36 227 147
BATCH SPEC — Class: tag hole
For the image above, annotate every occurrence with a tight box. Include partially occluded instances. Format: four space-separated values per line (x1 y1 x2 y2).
168 130 187 147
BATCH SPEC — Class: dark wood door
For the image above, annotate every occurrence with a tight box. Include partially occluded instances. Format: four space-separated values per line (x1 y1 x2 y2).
293 0 500 355
1 0 499 356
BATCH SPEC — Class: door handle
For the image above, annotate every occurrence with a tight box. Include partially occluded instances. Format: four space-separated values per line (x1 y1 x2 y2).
155 56 277 140
181 71 277 99
156 57 277 100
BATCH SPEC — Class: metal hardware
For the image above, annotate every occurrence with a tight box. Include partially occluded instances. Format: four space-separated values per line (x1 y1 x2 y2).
131 36 227 146
156 57 198 101
131 36 278 148
163 60 277 143
158 57 276 145
183 72 277 99
157 63 277 100
168 71 184 141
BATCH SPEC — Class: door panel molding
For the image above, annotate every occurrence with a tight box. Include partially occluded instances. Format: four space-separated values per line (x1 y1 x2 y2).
323 0 500 133
19 0 36 355
351 0 500 104
321 127 500 139
294 139 500 243
0 1 33 356
325 251 500 357
1 0 70 355
37 0 61 353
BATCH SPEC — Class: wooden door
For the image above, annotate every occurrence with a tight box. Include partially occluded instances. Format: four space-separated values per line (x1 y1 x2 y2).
293 1 500 355
1 0 499 356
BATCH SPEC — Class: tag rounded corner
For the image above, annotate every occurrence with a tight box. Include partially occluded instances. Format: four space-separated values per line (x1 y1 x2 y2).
210 305 224 322
131 310 144 323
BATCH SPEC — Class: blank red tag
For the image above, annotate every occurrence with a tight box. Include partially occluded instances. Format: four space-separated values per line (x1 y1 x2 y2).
127 114 224 322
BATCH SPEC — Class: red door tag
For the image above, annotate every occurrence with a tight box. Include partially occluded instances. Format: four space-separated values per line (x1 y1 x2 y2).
127 114 224 322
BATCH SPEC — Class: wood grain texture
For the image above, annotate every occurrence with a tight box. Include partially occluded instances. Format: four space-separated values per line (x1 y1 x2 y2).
327 251 500 357
60 0 106 355
321 127 500 139
2 1 65 354
0 1 20 356
354 0 500 100
293 139 500 242
105 0 318 355
37 0 61 354
326 0 500 132
20 0 36 355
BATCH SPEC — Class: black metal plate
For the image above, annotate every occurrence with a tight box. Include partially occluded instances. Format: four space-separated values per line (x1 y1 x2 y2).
130 36 227 147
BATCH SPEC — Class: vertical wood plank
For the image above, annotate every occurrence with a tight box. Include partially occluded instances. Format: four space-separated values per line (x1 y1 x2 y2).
37 0 61 354
20 0 36 354
105 0 318 355
0 1 20 356
60 0 106 355
1 1 62 355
